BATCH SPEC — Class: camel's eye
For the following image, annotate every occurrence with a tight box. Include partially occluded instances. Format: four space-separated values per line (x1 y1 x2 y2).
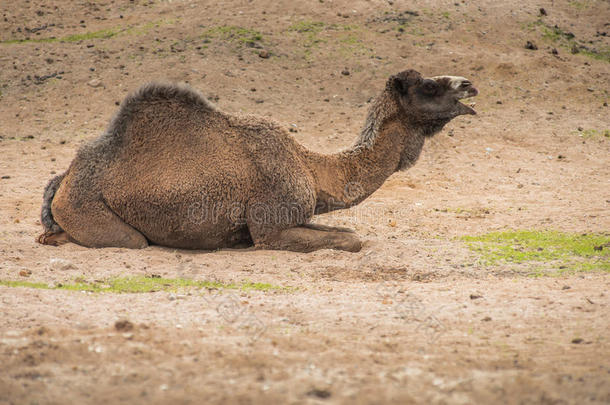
420 79 438 96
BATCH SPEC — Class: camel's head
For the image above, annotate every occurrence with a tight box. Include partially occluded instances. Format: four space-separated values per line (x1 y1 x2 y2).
387 69 478 136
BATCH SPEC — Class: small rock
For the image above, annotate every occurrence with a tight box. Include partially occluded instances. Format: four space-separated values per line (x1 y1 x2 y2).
571 338 583 344
562 285 571 290
19 269 32 277
482 316 492 322
469 294 483 300
539 7 547 16
558 155 565 160
525 41 538 50
307 389 331 399
87 79 102 88
593 245 603 251
341 68 350 76
258 50 270 59
49 258 77 271
496 100 503 104
570 44 579 54
1 175 11 179
551 48 559 55
114 320 134 332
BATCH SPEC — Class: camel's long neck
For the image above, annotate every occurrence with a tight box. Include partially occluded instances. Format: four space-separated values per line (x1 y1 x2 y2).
305 94 425 214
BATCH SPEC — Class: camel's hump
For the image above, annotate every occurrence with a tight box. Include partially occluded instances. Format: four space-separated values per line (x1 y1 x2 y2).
104 82 218 139
121 81 217 112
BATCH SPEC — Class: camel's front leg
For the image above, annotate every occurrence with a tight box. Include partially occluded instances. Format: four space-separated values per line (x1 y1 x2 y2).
302 223 356 233
250 226 362 253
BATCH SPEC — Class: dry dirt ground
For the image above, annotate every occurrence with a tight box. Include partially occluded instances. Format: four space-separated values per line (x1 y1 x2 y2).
1 0 609 404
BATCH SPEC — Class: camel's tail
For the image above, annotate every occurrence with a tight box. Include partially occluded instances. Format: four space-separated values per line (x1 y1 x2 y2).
40 172 66 233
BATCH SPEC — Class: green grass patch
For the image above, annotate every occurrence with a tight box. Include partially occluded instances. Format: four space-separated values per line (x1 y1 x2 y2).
462 230 610 275
201 25 264 45
568 0 591 10
1 20 168 45
573 128 610 139
286 20 327 61
288 20 326 33
287 20 368 61
529 19 610 63
0 276 291 293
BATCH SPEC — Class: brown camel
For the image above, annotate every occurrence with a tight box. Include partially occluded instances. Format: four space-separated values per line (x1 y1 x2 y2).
37 69 477 252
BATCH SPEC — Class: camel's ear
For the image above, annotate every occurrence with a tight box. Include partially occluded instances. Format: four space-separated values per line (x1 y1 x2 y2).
388 69 422 95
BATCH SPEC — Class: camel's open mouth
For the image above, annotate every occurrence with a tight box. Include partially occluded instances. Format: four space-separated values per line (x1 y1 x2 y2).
457 86 478 115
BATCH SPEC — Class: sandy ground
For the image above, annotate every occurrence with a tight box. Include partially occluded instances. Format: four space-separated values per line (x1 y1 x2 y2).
0 0 609 403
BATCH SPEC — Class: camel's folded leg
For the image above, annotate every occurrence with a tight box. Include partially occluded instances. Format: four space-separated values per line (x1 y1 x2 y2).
252 226 362 253
52 190 148 249
302 223 356 234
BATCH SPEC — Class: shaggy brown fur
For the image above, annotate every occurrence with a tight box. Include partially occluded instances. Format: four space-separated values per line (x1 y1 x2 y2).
38 69 477 252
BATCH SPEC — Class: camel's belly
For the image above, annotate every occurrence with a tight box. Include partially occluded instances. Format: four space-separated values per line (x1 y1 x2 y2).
125 205 251 250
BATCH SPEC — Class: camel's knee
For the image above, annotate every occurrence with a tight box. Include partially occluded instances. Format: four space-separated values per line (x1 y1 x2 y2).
119 233 149 249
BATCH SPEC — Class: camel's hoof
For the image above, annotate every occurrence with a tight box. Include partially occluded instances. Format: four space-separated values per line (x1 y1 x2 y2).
337 235 362 252
37 231 69 246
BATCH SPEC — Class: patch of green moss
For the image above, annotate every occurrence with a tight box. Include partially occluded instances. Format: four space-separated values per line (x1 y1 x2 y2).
462 230 609 274
0 276 291 293
1 20 168 45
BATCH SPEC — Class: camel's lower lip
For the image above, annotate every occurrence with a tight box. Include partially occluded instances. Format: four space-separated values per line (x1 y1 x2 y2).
458 101 477 115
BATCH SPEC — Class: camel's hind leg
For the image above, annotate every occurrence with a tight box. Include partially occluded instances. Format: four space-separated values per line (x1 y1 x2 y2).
251 226 362 253
52 187 148 249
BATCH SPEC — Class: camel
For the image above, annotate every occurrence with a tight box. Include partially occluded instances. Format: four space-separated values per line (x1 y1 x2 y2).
37 69 477 252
